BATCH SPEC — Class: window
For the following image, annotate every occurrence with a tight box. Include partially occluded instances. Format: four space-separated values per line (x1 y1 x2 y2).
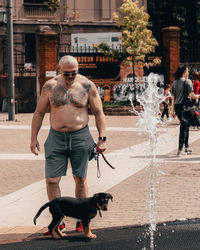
24 0 46 4
94 0 111 21
25 33 36 63
102 0 111 19
94 0 101 21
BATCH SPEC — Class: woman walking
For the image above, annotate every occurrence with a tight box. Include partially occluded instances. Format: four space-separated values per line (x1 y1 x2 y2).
171 65 200 156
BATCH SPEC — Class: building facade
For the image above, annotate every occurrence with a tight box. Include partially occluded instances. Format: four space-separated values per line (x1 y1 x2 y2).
0 0 148 112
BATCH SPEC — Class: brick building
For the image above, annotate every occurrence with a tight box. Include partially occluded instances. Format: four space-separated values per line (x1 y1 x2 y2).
0 0 180 113
0 0 149 112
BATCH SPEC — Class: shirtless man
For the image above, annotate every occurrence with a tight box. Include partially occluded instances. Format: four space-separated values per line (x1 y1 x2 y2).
30 55 106 233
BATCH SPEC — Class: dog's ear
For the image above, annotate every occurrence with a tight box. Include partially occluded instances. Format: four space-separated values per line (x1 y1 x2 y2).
106 193 113 201
92 193 100 199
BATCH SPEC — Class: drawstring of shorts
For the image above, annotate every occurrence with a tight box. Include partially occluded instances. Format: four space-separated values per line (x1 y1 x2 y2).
69 134 72 150
64 133 72 150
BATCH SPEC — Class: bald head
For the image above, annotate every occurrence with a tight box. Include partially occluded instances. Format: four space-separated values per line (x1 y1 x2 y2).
58 55 78 68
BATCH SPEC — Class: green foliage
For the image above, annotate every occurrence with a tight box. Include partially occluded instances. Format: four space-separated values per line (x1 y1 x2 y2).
147 0 200 42
113 0 160 67
94 0 160 67
93 42 129 64
44 0 60 12
94 0 161 106
102 101 131 108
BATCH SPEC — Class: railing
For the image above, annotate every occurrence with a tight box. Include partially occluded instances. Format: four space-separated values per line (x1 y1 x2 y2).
1 49 36 77
58 43 122 55
180 40 200 63
23 3 55 18
14 49 36 76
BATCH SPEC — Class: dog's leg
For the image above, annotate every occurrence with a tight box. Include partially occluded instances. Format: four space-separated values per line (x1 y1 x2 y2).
50 222 61 239
83 220 96 239
56 216 67 237
48 215 62 239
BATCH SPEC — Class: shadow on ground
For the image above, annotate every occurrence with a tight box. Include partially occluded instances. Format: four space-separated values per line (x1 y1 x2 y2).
1 219 200 250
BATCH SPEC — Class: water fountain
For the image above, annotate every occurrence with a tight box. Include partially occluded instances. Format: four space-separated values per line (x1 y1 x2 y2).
136 73 165 249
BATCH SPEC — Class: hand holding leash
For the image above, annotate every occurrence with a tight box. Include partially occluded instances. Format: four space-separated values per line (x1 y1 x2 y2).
96 139 106 154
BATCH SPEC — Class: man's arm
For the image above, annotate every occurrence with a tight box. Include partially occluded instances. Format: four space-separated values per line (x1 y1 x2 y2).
188 91 200 100
30 82 50 155
88 82 106 153
170 95 176 118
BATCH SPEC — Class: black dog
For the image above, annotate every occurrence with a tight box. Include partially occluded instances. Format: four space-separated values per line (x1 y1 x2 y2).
33 192 113 239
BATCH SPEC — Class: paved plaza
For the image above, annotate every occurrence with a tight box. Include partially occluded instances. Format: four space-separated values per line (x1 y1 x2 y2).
0 113 200 249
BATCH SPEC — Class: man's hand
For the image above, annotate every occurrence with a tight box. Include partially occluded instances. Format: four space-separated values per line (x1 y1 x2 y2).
96 140 106 154
30 139 40 155
171 111 176 118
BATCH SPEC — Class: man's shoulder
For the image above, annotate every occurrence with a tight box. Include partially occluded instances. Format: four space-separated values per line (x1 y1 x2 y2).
43 75 60 90
172 80 179 88
77 74 94 88
184 79 193 91
185 78 192 85
78 74 92 82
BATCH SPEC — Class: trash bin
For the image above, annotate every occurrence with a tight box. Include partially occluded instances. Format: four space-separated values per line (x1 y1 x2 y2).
2 98 8 112
2 97 18 113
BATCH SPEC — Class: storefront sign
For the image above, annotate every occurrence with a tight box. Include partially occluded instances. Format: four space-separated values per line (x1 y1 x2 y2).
60 52 120 81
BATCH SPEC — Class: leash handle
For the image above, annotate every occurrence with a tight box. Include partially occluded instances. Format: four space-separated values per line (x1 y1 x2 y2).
97 153 101 178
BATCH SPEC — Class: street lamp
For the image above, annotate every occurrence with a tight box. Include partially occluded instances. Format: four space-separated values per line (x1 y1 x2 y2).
0 2 15 120
7 0 15 121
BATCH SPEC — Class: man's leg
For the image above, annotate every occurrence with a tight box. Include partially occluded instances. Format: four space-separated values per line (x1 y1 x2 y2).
73 175 88 198
184 125 190 149
44 177 65 235
178 123 185 151
73 175 88 232
165 105 169 118
46 177 62 201
161 102 166 118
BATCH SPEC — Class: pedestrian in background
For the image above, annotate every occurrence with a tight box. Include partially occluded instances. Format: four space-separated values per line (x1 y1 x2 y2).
171 65 200 156
161 85 171 121
193 72 200 108
193 71 200 96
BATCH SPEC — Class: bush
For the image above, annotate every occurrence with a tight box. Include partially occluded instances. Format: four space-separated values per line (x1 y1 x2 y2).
102 101 131 108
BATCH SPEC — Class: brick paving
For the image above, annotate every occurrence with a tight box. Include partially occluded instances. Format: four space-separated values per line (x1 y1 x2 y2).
0 113 200 243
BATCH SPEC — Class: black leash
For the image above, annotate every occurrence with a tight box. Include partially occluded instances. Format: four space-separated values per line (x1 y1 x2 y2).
96 152 115 178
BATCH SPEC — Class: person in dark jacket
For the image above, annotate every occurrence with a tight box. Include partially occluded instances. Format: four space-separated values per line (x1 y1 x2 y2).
171 65 200 156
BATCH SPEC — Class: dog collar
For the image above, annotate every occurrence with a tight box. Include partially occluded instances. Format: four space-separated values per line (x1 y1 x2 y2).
91 203 102 217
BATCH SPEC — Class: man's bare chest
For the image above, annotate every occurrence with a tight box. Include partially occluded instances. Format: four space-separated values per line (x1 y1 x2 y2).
49 84 89 108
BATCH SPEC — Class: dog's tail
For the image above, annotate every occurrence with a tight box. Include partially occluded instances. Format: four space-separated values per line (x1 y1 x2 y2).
33 202 51 225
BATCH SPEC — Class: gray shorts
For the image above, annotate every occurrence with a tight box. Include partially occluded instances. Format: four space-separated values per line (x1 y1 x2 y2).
44 125 95 178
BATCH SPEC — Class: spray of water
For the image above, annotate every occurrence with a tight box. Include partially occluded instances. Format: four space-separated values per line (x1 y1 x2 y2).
128 94 139 116
136 73 164 249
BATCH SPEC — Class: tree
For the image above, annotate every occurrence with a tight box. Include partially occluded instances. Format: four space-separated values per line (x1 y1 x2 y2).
147 0 200 43
44 0 60 12
94 0 160 105
45 0 80 45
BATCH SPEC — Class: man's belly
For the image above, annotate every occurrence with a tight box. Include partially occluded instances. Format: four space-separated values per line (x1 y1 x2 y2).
49 107 89 132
